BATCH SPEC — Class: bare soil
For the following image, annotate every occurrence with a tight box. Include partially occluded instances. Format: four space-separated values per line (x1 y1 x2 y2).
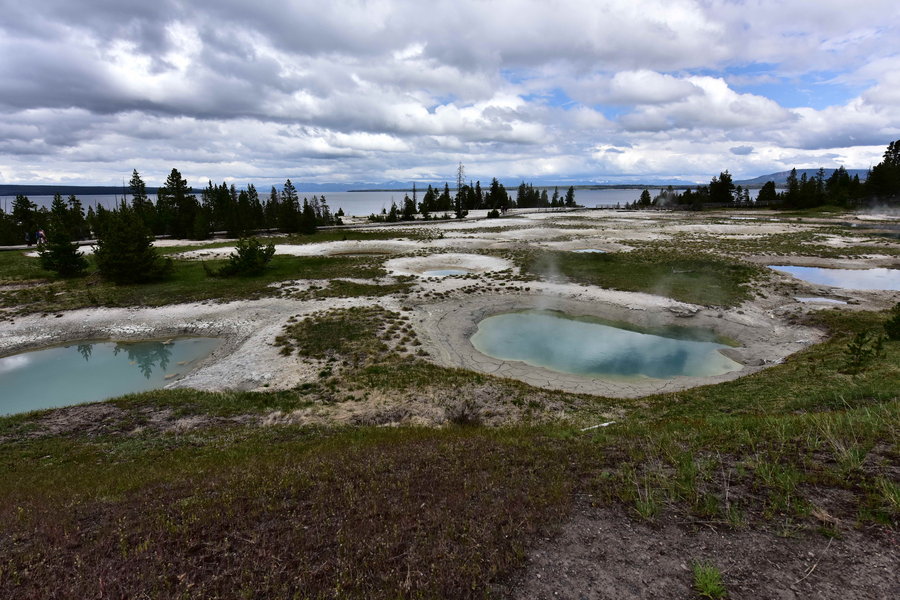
509 502 898 600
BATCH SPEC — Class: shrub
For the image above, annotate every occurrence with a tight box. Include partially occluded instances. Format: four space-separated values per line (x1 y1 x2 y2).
215 237 276 277
884 302 900 340
842 330 886 374
38 224 88 278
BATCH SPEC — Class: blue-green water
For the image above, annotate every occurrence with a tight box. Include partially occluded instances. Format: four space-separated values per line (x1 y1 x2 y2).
423 269 469 277
470 311 741 379
571 248 606 253
770 265 900 290
0 338 221 416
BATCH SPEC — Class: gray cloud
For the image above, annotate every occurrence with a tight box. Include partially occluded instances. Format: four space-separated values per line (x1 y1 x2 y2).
0 0 898 185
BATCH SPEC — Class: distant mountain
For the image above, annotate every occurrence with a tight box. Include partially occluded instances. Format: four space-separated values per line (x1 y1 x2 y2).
735 169 869 186
0 184 159 197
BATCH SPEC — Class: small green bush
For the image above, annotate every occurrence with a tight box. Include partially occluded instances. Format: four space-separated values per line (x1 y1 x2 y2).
215 237 276 277
884 303 900 340
843 330 886 374
38 226 88 278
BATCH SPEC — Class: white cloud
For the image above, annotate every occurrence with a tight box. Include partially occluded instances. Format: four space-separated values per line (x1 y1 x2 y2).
0 0 898 185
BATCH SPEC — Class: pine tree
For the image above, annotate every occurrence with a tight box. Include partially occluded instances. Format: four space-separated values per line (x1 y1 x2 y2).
67 194 86 239
129 169 155 231
93 203 172 284
39 203 88 278
157 168 199 238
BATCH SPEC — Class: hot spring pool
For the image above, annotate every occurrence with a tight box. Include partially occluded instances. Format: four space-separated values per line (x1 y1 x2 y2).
423 269 470 277
470 311 741 379
0 338 222 416
769 265 900 290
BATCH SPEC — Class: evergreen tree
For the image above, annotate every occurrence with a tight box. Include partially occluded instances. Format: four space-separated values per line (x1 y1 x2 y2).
85 205 97 237
279 179 300 232
67 194 87 240
401 193 416 220
93 203 172 284
386 200 399 222
247 184 264 230
418 185 436 216
708 170 734 204
486 178 508 210
298 198 317 233
12 194 37 244
866 140 900 202
129 169 155 231
565 186 576 207
438 183 452 212
264 186 280 230
638 189 652 207
783 168 800 208
39 202 88 278
757 181 778 204
157 168 199 238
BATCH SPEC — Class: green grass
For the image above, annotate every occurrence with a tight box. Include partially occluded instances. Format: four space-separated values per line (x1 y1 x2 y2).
522 249 762 306
692 561 728 599
0 249 51 281
0 254 387 314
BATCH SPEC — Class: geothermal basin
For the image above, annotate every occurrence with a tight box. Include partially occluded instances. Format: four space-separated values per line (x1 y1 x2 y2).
0 337 222 416
470 310 741 379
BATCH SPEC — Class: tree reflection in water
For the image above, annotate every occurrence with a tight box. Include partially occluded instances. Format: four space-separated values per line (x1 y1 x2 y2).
113 341 173 379
77 343 93 362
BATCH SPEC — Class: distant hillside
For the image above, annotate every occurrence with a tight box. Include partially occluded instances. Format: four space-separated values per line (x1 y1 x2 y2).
735 169 868 186
0 184 159 196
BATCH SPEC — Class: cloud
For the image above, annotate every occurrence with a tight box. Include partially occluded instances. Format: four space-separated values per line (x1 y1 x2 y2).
0 0 898 185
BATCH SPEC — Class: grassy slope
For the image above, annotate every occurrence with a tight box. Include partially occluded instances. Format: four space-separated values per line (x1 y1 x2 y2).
1 308 897 598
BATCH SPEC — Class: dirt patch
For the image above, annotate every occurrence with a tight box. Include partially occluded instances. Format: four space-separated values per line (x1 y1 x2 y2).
7 402 253 440
260 382 606 428
509 503 899 599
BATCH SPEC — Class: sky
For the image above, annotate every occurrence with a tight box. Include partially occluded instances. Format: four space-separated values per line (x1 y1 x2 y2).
1 0 899 188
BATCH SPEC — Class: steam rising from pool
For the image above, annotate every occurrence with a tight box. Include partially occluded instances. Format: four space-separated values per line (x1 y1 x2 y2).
470 311 741 379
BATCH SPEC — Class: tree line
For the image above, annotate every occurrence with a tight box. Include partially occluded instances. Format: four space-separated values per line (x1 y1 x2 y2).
628 140 900 211
0 168 342 246
368 178 578 222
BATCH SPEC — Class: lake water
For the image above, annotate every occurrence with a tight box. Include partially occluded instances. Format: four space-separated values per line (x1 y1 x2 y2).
2 187 731 219
470 311 741 379
0 337 221 416
769 266 900 290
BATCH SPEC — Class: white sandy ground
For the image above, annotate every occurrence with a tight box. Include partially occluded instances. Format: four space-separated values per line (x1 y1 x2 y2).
25 236 234 258
3 209 900 402
384 253 513 276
